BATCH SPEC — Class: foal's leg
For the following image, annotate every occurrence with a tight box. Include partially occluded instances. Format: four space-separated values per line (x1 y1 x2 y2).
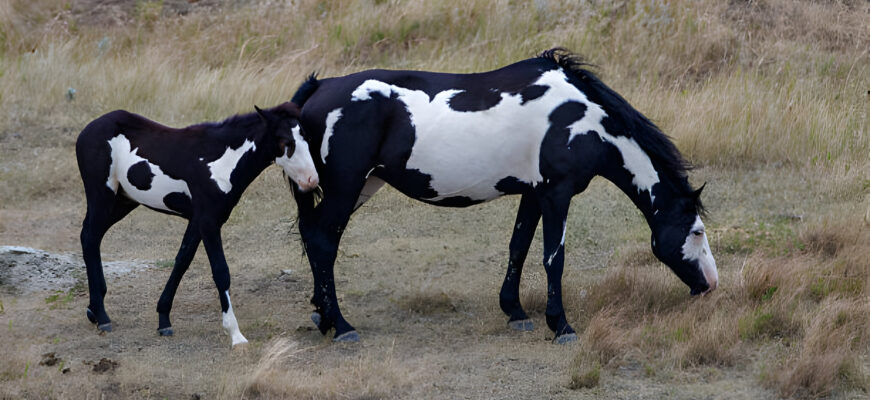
537 188 577 344
197 218 248 346
155 222 201 336
499 193 541 332
81 193 138 332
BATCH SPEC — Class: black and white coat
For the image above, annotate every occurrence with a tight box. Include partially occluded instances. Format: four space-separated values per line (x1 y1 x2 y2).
76 102 318 346
291 49 718 343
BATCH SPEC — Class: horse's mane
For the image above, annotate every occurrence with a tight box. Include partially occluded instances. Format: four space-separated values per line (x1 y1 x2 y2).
538 48 704 215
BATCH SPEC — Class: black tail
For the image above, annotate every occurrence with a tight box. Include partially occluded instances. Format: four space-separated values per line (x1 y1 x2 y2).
291 73 320 107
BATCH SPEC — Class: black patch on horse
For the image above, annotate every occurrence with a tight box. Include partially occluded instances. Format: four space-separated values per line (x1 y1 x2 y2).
448 89 503 112
495 176 532 195
163 192 192 217
519 85 549 104
127 161 155 191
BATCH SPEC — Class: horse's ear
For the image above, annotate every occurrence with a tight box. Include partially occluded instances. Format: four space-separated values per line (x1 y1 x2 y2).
693 182 707 199
254 105 267 122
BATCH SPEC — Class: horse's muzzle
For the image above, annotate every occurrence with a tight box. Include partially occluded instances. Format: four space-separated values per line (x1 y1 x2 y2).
296 174 319 192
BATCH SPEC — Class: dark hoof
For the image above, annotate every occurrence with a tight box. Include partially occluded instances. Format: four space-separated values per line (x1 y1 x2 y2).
310 312 321 327
333 331 360 343
157 327 174 336
86 308 97 324
554 332 578 345
97 322 113 332
508 319 535 332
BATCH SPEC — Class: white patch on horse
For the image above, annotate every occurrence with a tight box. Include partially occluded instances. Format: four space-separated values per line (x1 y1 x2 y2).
106 134 191 212
277 126 318 191
536 69 660 206
350 80 555 202
221 290 248 346
681 216 719 292
320 108 343 163
207 139 256 193
348 69 661 205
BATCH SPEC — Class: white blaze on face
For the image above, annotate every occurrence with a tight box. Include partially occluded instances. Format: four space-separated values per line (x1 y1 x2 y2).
681 216 719 292
276 126 319 191
221 290 248 346
207 139 256 193
106 134 191 212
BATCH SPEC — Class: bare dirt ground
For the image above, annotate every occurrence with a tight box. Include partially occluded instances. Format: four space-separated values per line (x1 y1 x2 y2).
2 127 850 399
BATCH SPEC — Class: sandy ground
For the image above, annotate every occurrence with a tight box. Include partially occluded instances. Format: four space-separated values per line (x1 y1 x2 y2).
0 149 807 399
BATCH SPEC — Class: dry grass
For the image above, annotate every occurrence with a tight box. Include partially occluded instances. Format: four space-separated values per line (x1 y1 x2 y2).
0 0 868 399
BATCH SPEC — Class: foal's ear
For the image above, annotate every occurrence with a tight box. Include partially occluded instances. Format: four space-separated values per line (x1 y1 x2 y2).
693 182 707 199
254 105 268 122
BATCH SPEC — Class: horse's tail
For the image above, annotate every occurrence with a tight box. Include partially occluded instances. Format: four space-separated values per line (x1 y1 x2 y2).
291 73 319 107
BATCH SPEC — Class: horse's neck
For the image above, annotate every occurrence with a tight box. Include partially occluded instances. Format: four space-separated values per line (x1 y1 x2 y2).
596 155 666 226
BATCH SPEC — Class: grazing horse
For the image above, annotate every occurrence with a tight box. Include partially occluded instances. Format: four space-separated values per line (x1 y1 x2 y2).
76 102 318 346
290 48 718 344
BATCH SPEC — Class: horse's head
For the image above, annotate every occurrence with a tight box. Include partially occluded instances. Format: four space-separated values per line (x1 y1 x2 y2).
651 184 718 296
254 102 319 192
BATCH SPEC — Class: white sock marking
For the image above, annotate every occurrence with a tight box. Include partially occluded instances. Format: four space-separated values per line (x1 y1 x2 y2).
221 290 248 346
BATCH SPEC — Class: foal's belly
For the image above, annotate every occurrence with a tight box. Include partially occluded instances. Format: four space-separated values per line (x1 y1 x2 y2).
107 134 191 214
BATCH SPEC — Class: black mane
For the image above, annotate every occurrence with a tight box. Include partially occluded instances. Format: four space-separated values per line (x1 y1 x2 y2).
538 48 704 215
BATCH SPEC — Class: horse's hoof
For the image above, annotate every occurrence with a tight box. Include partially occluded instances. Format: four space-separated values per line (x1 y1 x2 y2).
554 332 578 344
97 322 113 332
86 308 97 324
508 319 535 332
310 312 321 327
333 331 360 343
157 327 174 336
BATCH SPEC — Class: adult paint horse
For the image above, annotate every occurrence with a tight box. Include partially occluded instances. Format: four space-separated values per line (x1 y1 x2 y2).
291 48 718 344
76 102 318 346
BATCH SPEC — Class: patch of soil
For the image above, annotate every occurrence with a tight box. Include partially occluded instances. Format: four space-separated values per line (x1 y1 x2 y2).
0 246 151 294
91 358 119 374
70 0 237 28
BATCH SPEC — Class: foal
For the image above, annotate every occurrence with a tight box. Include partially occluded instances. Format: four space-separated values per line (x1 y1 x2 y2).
76 102 318 346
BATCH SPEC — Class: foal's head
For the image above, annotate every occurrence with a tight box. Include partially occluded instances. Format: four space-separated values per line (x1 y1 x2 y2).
254 102 319 192
651 184 718 296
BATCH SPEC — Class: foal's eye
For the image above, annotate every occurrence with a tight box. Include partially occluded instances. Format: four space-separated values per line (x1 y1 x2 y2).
692 229 704 237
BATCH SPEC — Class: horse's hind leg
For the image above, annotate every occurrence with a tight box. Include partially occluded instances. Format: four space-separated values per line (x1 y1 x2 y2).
155 222 201 336
81 192 138 332
500 193 541 332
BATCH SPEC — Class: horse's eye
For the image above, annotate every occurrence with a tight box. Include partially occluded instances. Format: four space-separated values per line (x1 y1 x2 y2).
692 229 704 237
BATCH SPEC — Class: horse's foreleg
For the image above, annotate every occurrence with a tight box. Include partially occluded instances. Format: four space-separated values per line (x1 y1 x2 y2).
499 193 541 332
155 222 201 336
81 193 138 332
198 219 247 347
538 189 577 344
299 197 359 342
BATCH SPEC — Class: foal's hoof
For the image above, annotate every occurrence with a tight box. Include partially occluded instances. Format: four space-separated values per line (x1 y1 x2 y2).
333 331 360 343
86 308 97 324
310 312 321 327
157 327 174 336
508 319 535 332
97 322 113 332
553 332 578 345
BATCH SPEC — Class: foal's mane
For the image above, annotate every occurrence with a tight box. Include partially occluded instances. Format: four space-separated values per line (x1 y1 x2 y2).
539 48 704 214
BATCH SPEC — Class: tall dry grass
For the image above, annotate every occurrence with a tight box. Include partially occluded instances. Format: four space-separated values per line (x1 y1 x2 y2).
0 0 866 169
569 209 869 397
